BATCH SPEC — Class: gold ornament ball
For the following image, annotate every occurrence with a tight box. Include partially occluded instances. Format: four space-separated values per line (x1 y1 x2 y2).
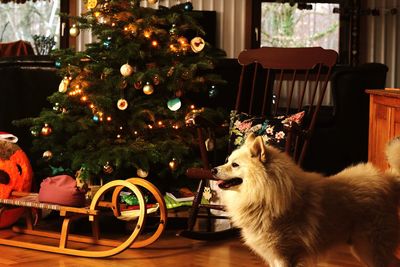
117 98 128 110
58 76 70 93
190 37 205 53
143 82 154 95
42 150 53 160
69 24 80 37
147 0 158 4
120 63 134 77
137 168 149 178
169 158 178 171
86 0 97 9
41 124 52 136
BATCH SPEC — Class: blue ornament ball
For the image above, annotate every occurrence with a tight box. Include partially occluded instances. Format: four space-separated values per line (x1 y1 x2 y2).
183 2 193 11
103 37 112 49
55 59 62 68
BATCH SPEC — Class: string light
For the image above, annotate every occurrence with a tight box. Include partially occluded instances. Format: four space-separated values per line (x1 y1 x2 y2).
144 29 151 38
151 40 158 47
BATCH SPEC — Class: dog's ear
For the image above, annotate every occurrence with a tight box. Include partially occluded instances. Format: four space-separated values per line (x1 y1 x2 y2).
244 133 256 146
250 136 267 163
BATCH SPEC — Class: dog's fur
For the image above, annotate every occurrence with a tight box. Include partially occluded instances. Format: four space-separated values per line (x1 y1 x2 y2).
212 133 400 267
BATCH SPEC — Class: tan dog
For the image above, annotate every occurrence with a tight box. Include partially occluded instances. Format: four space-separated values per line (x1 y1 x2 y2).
212 133 400 267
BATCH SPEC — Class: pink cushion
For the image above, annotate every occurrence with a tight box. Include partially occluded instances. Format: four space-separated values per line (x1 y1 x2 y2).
38 175 86 207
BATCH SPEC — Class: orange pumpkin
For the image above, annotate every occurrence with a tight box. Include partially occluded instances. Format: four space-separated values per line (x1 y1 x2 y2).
0 140 33 228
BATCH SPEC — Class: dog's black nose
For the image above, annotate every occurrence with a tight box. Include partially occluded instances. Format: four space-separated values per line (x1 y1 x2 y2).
211 168 218 175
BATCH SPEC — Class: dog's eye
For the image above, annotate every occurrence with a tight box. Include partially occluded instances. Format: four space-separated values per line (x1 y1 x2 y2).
231 162 239 168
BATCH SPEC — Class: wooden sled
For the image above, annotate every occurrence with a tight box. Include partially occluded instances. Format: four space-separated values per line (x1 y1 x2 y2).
0 178 167 258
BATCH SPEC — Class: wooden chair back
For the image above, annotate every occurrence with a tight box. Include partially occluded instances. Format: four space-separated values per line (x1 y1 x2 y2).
235 47 338 165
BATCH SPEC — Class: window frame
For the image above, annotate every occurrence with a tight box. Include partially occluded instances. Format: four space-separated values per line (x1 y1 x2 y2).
247 0 360 65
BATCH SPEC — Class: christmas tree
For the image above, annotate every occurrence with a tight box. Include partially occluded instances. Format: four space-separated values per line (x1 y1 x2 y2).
16 0 226 191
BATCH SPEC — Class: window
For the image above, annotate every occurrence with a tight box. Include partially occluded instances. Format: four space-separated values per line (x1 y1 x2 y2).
0 0 71 54
249 0 360 65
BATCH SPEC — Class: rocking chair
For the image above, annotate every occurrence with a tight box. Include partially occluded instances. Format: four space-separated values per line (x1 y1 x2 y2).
179 47 338 240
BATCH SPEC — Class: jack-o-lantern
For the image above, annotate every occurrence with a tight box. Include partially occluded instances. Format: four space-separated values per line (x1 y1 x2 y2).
0 140 33 228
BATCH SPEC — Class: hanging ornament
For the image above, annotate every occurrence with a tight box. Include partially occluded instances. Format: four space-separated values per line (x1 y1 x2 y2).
143 82 154 95
54 59 62 68
41 124 52 136
31 129 40 137
117 98 128 110
167 66 175 77
42 150 53 160
203 187 213 201
153 75 160 85
175 89 183 98
103 37 112 49
120 63 134 77
134 80 143 90
86 0 97 9
147 0 158 4
124 23 138 35
93 114 100 122
177 36 190 52
58 76 70 93
183 1 193 11
101 67 113 80
190 37 205 53
182 70 191 80
53 103 61 112
167 98 182 111
119 79 128 89
168 158 178 171
137 168 148 178
103 162 114 174
169 24 177 35
69 24 80 37
185 107 205 126
208 85 218 98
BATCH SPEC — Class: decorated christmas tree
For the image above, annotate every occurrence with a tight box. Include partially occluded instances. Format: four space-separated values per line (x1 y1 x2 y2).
16 0 226 191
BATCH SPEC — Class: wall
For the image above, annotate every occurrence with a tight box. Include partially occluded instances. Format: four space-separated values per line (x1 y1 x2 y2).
360 0 400 87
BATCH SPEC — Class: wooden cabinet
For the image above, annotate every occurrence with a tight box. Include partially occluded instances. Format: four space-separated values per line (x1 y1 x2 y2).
367 89 400 170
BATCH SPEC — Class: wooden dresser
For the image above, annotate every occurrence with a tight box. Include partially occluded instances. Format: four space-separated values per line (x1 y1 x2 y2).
366 89 400 170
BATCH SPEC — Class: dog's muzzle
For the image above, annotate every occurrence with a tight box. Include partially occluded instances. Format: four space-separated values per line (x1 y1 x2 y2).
212 168 243 189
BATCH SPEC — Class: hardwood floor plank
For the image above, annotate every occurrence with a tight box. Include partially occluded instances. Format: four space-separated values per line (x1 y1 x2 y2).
0 228 367 267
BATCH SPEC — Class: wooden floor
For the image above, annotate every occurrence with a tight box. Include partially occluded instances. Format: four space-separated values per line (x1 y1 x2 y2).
0 227 365 267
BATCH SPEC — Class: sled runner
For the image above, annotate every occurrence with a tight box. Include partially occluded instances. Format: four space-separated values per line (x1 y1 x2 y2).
0 178 167 258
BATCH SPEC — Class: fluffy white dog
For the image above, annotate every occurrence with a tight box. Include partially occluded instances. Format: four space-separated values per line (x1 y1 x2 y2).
212 133 400 267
